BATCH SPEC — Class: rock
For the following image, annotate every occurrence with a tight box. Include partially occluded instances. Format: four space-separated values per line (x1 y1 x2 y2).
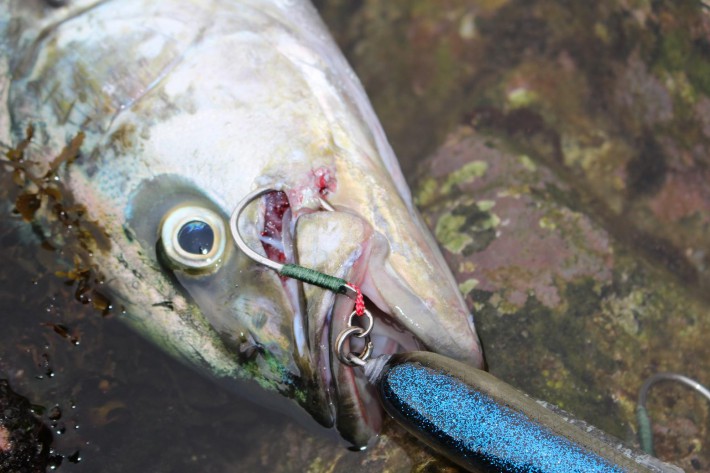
414 126 709 472
0 380 52 473
313 2 710 469
316 0 710 302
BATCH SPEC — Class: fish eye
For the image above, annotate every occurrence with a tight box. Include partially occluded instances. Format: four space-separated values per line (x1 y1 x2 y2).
160 206 226 272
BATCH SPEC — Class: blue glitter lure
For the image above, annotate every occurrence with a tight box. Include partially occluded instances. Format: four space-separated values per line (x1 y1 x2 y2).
363 352 683 473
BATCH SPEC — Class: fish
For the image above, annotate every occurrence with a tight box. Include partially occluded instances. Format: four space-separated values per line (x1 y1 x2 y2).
0 0 484 446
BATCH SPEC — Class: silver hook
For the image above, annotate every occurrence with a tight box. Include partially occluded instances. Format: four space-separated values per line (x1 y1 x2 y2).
229 187 285 273
318 195 335 211
638 372 710 406
230 187 376 368
228 187 359 299
636 372 710 455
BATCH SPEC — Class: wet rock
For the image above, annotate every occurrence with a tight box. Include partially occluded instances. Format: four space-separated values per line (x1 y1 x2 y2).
316 0 710 305
312 3 710 468
414 125 709 472
228 420 463 473
0 379 52 473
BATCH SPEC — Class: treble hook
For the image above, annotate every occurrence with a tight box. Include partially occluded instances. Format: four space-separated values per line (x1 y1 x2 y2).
228 187 358 299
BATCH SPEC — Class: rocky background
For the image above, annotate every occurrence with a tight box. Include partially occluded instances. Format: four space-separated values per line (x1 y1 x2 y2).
314 0 710 470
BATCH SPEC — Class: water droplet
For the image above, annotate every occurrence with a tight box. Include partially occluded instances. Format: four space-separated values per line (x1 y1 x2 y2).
68 450 81 463
47 454 63 469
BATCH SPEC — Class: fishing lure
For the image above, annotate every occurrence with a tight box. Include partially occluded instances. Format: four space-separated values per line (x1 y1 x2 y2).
355 352 682 472
229 189 683 473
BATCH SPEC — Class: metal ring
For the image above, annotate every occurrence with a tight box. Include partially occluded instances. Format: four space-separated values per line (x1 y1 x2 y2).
347 309 373 338
335 327 373 367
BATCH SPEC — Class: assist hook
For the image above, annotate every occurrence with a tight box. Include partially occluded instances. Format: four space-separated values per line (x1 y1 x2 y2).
229 187 358 298
636 372 710 456
229 187 373 366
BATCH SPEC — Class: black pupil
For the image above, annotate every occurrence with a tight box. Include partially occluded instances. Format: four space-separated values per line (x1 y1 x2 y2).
177 220 214 255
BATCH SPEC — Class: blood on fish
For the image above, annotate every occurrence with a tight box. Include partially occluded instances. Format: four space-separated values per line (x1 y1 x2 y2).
260 170 334 264
261 191 290 264
318 175 329 195
312 167 335 196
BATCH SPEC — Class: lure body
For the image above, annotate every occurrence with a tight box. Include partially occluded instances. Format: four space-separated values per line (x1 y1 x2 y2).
364 352 683 473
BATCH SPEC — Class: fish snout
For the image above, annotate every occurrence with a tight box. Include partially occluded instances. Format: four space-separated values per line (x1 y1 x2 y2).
292 204 483 445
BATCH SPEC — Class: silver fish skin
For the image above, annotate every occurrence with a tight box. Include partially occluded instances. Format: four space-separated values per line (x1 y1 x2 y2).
0 0 484 445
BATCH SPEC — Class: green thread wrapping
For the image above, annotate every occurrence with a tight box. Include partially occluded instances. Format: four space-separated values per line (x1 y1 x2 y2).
280 264 349 294
635 405 655 456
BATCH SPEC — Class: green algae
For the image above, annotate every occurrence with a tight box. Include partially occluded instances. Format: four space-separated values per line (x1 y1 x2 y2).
435 198 500 256
441 160 488 194
458 278 480 296
321 0 710 303
436 213 473 254
414 127 709 469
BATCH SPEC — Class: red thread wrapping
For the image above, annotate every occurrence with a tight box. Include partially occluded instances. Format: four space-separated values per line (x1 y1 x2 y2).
349 283 365 316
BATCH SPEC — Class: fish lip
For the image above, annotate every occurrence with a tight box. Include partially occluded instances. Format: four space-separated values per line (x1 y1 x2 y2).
276 191 480 446
313 241 426 444
284 206 421 440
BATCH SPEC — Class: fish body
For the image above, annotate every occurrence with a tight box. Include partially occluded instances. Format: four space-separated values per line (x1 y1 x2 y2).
0 0 483 445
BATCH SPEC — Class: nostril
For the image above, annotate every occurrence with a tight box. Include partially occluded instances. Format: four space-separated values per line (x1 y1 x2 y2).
237 333 265 362
239 342 264 363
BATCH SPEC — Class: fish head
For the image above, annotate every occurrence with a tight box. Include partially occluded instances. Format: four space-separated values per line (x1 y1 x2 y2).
3 0 483 446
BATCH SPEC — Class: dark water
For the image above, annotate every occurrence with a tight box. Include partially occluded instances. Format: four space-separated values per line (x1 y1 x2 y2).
0 225 335 472
0 248 381 473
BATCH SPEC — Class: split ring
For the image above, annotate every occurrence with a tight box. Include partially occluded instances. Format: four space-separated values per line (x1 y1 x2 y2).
335 326 373 367
347 309 373 338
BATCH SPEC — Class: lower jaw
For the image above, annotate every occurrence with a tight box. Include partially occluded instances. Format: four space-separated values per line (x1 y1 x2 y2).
327 292 424 447
262 191 422 444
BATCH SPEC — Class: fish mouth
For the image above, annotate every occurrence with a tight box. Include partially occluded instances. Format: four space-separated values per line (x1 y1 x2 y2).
256 189 468 446
323 259 426 446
